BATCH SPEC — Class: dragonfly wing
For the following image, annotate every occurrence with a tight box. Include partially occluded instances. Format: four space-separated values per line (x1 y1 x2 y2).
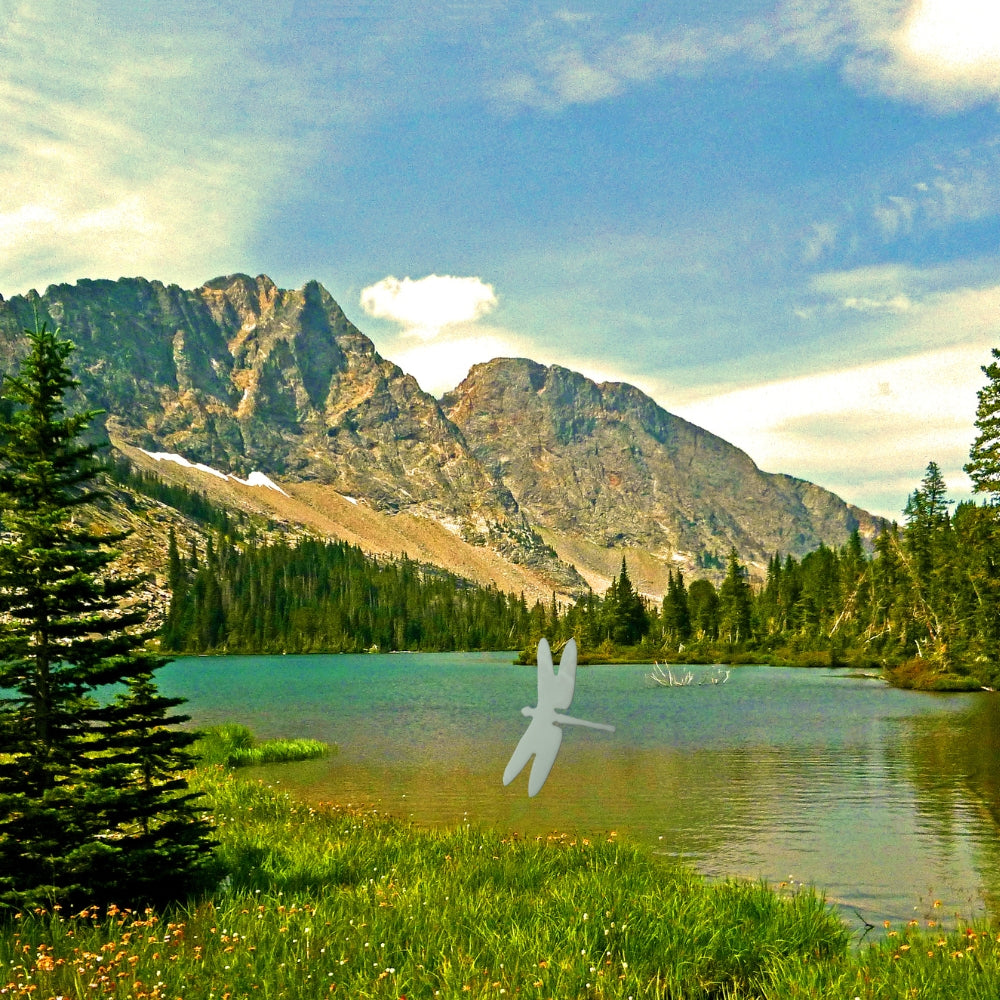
551 637 577 710
503 723 538 786
536 637 577 710
527 723 563 797
536 637 555 706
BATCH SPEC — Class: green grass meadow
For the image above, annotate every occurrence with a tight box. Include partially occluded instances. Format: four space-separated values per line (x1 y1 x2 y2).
1 748 999 998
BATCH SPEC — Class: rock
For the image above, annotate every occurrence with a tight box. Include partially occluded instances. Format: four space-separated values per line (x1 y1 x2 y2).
0 275 580 591
442 357 881 583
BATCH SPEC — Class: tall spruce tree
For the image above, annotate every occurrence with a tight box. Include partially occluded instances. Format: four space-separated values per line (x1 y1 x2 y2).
0 323 214 910
718 548 754 644
966 347 1000 500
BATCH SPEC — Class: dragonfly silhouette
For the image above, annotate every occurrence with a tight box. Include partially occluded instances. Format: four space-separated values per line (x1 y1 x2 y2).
503 637 615 796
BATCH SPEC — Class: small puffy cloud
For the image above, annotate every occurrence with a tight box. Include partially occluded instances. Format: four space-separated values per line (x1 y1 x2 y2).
360 274 498 340
842 294 912 313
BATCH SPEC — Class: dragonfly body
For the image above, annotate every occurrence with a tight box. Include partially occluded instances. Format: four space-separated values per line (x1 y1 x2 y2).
503 638 615 796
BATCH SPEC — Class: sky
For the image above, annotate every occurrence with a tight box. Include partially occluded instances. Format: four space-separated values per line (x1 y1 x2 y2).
2 1 1000 519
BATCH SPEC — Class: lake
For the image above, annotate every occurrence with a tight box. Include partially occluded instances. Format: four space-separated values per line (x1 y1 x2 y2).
159 652 1000 930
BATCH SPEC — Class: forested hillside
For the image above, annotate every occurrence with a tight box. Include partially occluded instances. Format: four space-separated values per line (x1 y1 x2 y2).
161 533 545 654
154 343 1000 690
161 464 1000 689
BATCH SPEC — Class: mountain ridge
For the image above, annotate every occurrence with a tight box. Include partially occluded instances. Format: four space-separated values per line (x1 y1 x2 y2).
442 357 879 585
0 273 881 598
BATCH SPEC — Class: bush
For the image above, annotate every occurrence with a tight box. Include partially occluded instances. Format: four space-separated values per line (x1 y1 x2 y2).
885 658 983 692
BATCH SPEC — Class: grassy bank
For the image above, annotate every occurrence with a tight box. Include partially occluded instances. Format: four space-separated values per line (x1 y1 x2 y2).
192 723 332 768
2 767 999 998
883 657 986 692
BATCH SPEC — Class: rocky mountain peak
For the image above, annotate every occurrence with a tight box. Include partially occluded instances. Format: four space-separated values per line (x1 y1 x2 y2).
0 276 579 591
0 274 880 599
443 356 880 584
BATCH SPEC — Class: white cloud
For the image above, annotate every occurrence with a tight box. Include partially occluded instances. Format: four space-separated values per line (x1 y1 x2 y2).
842 294 912 313
903 0 1000 74
383 330 526 396
547 49 621 104
360 274 498 340
0 1 355 294
494 1 1000 114
671 343 990 518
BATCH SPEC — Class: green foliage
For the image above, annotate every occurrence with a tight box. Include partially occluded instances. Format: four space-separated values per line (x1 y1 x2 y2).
966 346 1000 500
718 547 753 644
100 453 242 536
603 557 650 645
0 323 215 912
192 723 331 768
163 537 540 654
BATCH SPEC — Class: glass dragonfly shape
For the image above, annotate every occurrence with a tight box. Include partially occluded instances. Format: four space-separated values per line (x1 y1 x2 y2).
503 637 615 797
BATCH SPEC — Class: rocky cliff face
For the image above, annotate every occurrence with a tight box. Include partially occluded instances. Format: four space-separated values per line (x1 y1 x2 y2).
0 275 574 586
0 275 881 597
442 358 881 576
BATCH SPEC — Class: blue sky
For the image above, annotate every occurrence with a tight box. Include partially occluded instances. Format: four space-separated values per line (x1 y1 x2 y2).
2 1 1000 518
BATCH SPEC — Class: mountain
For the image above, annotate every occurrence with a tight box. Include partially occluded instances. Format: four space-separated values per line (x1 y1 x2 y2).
0 274 580 596
442 358 880 593
0 274 880 600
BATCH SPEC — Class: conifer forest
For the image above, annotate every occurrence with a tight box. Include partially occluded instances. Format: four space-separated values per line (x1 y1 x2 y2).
162 346 1000 693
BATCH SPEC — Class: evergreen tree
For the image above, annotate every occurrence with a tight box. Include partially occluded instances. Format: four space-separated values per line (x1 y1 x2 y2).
661 570 691 645
904 462 950 578
903 462 953 653
0 323 214 910
687 579 719 640
966 348 1000 500
87 674 217 905
717 548 753 644
608 557 649 645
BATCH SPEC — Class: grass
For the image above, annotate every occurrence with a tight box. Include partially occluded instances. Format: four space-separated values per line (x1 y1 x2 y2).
883 658 985 692
191 723 332 768
2 766 999 998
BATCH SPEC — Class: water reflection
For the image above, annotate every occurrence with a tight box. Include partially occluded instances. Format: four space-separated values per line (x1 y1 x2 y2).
160 654 1000 926
887 694 1000 918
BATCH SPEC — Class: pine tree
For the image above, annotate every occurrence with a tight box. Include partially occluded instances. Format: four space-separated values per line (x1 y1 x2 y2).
608 557 649 645
717 548 753 644
966 348 1000 500
0 323 215 910
661 570 690 645
88 674 217 905
687 579 719 640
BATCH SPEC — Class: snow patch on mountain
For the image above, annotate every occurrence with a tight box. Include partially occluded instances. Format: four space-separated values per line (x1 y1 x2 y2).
140 450 290 496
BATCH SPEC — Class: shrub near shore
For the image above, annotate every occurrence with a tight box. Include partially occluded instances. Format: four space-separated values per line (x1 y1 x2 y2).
2 766 1000 999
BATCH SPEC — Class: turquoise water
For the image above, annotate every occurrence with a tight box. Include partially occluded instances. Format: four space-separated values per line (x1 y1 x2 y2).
159 653 1000 928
